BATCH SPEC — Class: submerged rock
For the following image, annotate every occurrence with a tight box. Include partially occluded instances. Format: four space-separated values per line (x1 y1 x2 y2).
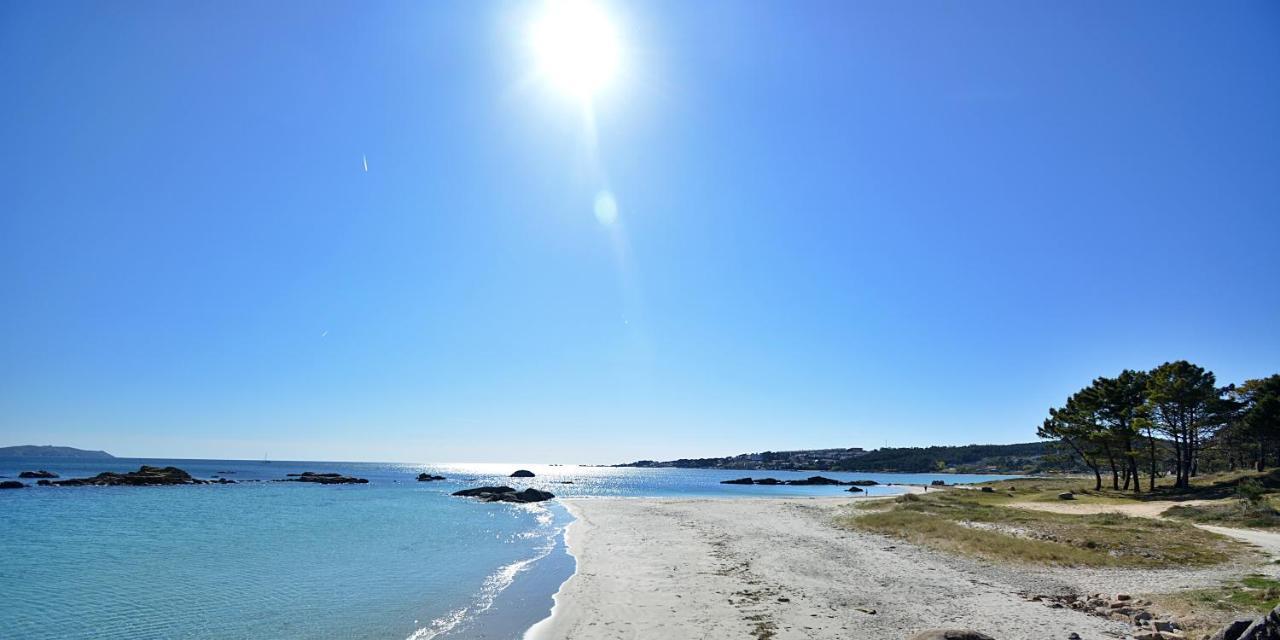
19 470 58 479
509 469 536 478
452 486 554 503
41 466 205 486
0 480 25 489
416 473 446 482
283 472 368 485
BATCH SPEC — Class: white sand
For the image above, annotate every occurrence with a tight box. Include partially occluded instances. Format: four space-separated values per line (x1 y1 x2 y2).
526 495 1239 640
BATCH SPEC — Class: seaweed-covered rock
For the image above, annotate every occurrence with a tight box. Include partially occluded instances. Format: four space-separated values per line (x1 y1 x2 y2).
283 472 369 485
42 466 204 486
452 486 554 503
785 476 847 486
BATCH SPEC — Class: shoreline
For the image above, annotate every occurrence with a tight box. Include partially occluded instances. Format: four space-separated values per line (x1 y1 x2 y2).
522 493 1255 640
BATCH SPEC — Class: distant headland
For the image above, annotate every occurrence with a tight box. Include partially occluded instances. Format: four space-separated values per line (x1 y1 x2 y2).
0 445 114 459
615 441 1082 475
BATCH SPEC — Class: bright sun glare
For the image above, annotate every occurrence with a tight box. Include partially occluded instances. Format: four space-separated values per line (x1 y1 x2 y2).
531 0 620 98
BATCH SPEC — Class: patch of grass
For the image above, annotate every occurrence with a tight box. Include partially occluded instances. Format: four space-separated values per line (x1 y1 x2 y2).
1155 575 1280 636
1164 499 1280 529
975 469 1280 505
839 488 1240 567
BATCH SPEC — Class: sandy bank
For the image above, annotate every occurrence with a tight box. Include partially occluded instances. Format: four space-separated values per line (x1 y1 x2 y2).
525 495 1242 639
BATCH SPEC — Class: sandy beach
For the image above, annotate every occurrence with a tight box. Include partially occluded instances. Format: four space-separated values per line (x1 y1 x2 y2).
528 495 1262 640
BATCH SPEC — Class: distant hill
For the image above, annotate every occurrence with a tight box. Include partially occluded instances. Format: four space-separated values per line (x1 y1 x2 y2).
0 445 114 459
619 441 1083 474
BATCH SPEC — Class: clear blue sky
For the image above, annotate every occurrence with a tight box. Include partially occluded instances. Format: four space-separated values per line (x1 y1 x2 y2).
2 1 1277 463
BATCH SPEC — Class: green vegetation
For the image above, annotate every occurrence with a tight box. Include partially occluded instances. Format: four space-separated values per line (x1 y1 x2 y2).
1039 363 1279 492
839 487 1239 567
1157 575 1280 636
829 442 1082 474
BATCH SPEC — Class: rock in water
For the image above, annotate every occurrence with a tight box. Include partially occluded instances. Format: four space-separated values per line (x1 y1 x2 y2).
0 480 25 489
721 477 755 485
849 479 879 486
785 476 847 485
908 631 995 640
931 480 947 486
509 469 536 478
283 472 369 485
416 473 446 482
18 470 58 479
452 486 554 503
846 486 863 493
41 466 205 486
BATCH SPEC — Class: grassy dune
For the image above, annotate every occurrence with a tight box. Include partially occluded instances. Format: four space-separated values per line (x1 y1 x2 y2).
840 483 1241 567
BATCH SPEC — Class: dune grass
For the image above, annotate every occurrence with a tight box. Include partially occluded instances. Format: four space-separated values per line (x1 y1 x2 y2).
840 489 1240 567
1154 574 1280 637
1164 499 1280 529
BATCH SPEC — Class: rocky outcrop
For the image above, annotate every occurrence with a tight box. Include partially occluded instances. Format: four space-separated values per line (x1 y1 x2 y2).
720 476 861 486
452 486 555 503
416 473 446 481
509 470 536 478
909 630 995 640
1026 592 1189 639
846 486 863 493
19 470 58 479
786 476 847 485
283 472 368 485
848 479 879 486
39 466 206 486
0 480 25 489
1213 603 1280 640
931 480 947 486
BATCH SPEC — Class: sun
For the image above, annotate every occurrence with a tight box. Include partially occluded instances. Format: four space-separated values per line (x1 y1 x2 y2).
530 0 620 99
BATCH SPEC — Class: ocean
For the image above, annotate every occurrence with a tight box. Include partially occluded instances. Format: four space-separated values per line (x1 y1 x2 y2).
0 457 1019 639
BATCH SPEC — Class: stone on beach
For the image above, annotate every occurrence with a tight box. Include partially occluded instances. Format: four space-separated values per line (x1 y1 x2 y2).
908 630 995 640
1058 492 1076 500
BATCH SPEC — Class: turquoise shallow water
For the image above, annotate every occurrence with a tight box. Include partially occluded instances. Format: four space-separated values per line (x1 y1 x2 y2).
0 458 1018 639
